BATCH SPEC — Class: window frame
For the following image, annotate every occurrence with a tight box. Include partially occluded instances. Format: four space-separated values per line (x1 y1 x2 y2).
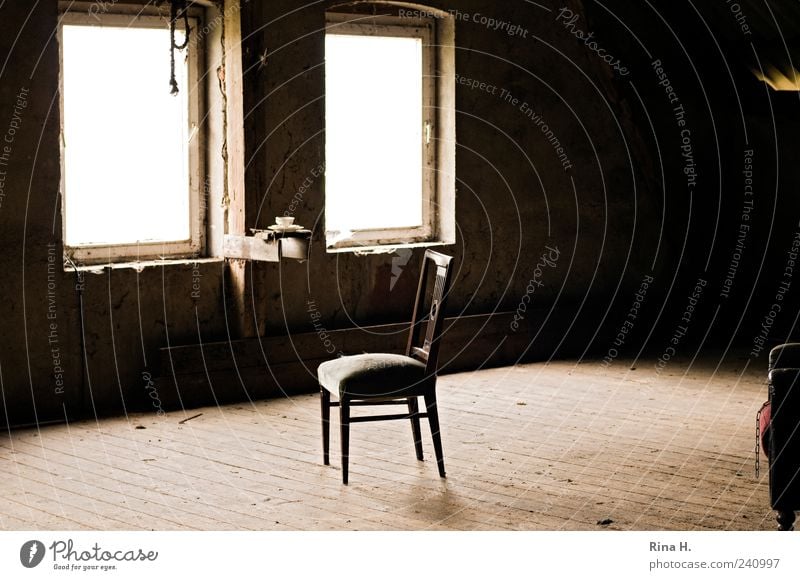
324 12 438 251
58 5 206 265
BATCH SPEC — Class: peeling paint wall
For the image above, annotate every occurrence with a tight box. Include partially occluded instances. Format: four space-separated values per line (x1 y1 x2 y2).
2 0 798 427
242 0 659 338
0 2 229 427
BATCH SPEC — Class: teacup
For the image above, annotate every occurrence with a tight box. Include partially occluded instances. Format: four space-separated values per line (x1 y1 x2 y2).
276 216 295 228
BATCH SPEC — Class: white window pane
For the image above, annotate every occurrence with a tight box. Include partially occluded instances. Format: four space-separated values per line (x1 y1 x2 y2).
325 33 423 232
62 25 190 247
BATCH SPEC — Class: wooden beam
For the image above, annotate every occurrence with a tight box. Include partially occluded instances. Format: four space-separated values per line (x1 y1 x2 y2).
222 0 254 337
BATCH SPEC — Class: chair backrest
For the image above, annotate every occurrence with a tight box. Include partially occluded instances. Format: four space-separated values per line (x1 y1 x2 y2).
405 250 454 376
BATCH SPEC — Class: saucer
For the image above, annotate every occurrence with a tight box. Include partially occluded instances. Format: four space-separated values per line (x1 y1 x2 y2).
268 224 304 232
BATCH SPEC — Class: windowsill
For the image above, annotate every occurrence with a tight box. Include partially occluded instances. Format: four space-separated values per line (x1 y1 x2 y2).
64 256 224 273
326 239 451 255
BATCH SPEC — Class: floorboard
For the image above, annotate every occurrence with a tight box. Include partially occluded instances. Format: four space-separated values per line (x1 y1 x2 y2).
0 357 775 530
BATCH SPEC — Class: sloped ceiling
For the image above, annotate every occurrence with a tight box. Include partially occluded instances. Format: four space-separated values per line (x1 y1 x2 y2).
704 0 800 90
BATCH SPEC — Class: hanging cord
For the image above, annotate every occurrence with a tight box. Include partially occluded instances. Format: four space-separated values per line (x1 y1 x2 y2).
169 0 191 95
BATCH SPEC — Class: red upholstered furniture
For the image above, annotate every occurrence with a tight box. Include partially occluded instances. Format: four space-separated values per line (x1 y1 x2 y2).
765 343 800 530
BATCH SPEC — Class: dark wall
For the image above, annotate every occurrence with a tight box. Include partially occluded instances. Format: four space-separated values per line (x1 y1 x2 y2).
579 0 800 365
0 1 229 427
1 0 798 427
242 0 659 354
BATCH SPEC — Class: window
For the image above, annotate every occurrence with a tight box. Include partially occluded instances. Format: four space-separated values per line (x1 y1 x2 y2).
59 7 204 264
324 9 455 251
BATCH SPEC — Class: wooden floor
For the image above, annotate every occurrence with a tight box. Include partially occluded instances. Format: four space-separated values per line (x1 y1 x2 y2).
0 357 775 530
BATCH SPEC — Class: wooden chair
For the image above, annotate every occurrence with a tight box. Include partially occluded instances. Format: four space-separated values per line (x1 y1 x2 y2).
317 250 454 484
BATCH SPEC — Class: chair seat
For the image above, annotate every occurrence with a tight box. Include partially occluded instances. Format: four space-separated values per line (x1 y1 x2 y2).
318 353 429 399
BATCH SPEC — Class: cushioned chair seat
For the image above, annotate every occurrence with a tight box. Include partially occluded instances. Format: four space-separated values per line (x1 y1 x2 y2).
318 353 428 399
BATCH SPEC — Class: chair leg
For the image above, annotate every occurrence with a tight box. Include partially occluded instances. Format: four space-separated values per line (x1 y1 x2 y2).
340 399 350 485
320 387 330 466
408 397 424 461
777 510 796 531
424 393 446 478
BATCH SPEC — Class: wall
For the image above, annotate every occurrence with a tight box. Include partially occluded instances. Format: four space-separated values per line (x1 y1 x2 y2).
579 0 800 366
240 0 658 358
3 0 797 427
0 1 229 427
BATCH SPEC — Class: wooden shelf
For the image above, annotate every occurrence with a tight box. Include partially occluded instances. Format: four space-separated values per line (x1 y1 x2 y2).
223 230 311 262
